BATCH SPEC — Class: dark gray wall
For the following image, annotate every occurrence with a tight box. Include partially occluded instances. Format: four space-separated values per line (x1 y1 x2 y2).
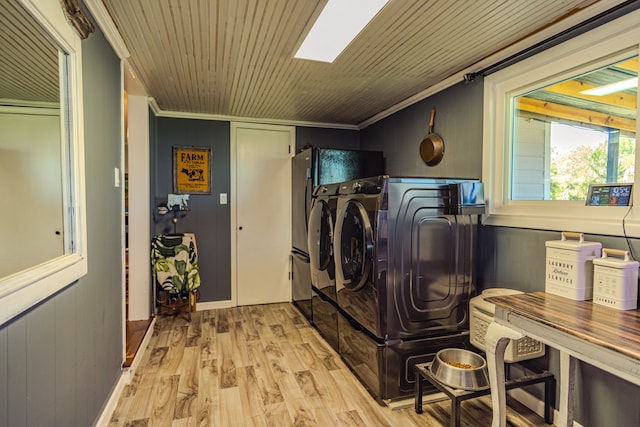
153 118 232 301
152 122 362 302
360 77 640 426
0 20 123 427
361 78 483 179
480 226 640 427
295 126 360 152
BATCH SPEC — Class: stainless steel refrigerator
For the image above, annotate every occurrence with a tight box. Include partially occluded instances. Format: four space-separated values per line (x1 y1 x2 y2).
291 147 384 321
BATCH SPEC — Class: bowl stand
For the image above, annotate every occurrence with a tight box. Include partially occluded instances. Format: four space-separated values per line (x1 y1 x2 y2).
414 362 555 427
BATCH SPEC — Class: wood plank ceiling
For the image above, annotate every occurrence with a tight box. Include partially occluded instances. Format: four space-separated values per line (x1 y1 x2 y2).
103 0 631 127
0 0 59 105
1 1 632 127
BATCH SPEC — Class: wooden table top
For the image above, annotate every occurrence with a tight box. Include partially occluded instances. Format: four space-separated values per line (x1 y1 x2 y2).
486 292 640 361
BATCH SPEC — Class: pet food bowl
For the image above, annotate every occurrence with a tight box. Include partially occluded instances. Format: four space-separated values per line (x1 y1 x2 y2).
430 348 490 391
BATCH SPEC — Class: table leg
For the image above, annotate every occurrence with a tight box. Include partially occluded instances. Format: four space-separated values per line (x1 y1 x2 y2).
486 322 524 427
557 351 576 426
544 373 555 424
415 366 423 414
451 396 461 427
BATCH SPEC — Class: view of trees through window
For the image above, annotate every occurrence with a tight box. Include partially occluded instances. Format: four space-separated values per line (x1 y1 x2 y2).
549 123 635 200
511 55 637 201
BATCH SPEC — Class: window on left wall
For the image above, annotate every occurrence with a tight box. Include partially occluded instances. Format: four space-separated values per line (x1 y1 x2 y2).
0 0 87 325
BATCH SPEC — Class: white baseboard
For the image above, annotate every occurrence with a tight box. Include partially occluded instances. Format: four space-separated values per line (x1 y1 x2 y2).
197 299 234 311
508 387 584 427
94 317 156 427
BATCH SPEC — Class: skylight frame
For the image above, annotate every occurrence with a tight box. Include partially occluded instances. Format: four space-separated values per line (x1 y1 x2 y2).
294 0 389 63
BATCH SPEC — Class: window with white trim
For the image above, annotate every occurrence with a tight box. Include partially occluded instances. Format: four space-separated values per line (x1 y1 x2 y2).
0 0 87 326
483 9 640 236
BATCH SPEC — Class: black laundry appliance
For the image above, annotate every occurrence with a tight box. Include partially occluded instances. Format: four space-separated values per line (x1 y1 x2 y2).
332 175 485 401
290 147 384 322
307 182 341 350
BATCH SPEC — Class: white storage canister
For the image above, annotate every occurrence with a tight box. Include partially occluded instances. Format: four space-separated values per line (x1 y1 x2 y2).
593 248 639 310
544 231 602 301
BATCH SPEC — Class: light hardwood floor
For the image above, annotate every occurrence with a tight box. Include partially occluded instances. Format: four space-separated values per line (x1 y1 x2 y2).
109 303 551 426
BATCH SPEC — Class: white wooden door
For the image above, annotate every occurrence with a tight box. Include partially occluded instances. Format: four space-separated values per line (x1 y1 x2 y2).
232 122 293 306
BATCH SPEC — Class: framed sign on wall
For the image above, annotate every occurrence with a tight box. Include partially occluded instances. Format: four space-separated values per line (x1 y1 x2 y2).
173 146 212 194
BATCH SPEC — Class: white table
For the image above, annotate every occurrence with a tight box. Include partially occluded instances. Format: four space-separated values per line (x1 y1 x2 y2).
485 292 640 427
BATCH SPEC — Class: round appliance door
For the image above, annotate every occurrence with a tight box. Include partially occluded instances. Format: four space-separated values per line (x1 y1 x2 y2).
308 199 333 272
334 199 373 291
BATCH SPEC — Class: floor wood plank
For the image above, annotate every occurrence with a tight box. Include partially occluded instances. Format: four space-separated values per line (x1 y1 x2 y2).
110 303 552 426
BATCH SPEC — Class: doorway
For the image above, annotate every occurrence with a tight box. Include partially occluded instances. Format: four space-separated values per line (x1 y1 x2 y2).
231 122 294 306
123 91 152 367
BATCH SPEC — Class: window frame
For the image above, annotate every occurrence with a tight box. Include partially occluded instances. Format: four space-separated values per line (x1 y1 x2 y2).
0 0 87 326
482 9 640 237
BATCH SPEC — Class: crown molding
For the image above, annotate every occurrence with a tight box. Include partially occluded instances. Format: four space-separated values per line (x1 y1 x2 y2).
149 99 359 130
357 0 631 129
83 0 129 59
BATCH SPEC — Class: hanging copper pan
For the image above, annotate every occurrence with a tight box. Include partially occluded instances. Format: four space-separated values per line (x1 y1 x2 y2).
420 108 444 166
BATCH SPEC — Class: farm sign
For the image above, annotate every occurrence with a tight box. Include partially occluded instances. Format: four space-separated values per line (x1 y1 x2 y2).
173 146 212 194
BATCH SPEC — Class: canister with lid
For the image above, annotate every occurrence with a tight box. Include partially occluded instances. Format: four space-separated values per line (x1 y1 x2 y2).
593 248 639 310
544 231 602 300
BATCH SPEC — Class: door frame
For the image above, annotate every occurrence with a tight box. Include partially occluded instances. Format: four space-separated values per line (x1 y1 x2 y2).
230 121 295 306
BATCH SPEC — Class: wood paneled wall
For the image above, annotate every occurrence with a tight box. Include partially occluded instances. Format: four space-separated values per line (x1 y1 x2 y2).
0 23 124 427
360 74 640 427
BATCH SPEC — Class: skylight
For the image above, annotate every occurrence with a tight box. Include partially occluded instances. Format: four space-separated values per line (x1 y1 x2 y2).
294 0 389 63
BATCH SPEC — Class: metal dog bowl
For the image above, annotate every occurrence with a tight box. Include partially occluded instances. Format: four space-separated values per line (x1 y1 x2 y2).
430 348 490 391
